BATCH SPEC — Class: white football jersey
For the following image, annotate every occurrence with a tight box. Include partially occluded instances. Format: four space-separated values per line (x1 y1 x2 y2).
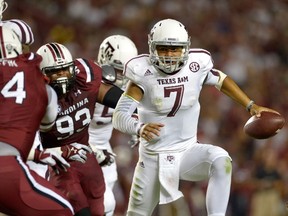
125 49 220 153
89 103 114 149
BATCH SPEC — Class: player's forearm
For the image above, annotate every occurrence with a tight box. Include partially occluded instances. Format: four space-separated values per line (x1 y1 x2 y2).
220 76 252 109
112 94 141 135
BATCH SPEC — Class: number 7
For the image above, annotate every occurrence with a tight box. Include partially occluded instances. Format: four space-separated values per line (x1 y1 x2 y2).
164 85 184 117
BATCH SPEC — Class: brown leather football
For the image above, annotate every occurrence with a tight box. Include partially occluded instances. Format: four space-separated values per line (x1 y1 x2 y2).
243 111 285 139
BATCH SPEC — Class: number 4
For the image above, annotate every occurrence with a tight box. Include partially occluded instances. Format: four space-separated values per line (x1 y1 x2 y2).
1 72 26 104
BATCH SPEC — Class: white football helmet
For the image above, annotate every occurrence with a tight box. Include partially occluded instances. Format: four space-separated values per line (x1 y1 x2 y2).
98 35 138 88
0 0 8 21
0 26 22 59
2 19 34 45
36 42 75 97
148 19 190 74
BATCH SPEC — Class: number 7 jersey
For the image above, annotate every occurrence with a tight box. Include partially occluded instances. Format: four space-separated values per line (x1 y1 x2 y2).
124 49 221 153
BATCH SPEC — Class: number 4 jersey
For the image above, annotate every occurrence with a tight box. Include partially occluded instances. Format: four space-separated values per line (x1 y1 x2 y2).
0 53 48 160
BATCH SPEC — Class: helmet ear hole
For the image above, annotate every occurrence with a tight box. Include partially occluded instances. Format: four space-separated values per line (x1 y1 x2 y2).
0 26 22 59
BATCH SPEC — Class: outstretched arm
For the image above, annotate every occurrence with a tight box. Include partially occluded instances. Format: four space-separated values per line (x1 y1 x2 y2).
219 74 279 116
220 76 251 108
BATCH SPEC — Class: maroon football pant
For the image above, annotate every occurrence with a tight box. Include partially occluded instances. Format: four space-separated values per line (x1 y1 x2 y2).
49 153 105 216
0 156 74 216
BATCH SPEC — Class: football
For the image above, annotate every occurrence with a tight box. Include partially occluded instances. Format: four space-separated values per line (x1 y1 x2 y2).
243 111 285 139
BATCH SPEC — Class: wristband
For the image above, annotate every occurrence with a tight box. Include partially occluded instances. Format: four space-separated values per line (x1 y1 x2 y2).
246 100 254 112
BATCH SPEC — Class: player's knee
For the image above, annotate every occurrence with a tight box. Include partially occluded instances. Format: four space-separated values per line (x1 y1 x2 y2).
212 156 232 177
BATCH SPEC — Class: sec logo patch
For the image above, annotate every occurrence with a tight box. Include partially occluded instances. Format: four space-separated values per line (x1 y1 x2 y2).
189 62 200 72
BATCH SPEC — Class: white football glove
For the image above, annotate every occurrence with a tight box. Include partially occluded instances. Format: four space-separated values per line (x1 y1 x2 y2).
33 147 70 175
61 143 93 164
93 148 116 167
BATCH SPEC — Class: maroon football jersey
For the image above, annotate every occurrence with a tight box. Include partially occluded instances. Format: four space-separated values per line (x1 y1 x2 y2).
0 53 48 160
40 58 102 148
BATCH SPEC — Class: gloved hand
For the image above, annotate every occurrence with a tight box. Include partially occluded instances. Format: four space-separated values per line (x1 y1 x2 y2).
128 134 140 148
33 148 70 175
61 143 92 164
94 149 116 167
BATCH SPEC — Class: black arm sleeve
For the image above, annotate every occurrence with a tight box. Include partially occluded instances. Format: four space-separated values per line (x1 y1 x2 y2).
102 85 124 109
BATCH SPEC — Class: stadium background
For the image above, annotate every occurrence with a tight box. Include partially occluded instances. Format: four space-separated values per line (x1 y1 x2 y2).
7 0 288 215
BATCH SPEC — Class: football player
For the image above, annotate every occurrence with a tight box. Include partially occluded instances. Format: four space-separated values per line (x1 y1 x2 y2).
2 19 49 177
37 42 124 216
0 26 73 216
0 0 52 180
112 18 278 216
88 35 138 216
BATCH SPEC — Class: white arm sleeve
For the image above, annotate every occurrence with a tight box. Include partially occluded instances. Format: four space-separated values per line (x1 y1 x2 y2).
40 85 58 132
112 94 141 135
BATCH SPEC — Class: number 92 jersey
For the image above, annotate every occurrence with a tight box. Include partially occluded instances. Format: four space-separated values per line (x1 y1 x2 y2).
124 49 220 152
40 58 103 148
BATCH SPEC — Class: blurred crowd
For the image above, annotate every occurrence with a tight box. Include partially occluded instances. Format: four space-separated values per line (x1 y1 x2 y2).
7 0 288 215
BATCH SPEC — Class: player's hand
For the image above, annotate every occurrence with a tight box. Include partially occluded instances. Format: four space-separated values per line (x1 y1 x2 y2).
34 148 70 175
139 123 164 142
94 149 116 167
128 134 140 148
250 104 280 117
61 143 92 164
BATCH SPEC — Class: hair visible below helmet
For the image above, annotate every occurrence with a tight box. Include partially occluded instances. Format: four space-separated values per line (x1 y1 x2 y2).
0 0 8 21
98 35 138 88
0 26 22 59
36 42 75 97
2 19 34 45
148 18 190 74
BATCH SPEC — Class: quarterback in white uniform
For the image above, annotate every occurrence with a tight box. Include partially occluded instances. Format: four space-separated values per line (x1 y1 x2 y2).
89 35 138 216
112 19 278 216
